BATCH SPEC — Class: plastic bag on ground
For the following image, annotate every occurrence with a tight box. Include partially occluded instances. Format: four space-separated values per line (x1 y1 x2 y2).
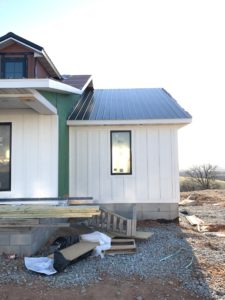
80 231 111 258
24 257 57 275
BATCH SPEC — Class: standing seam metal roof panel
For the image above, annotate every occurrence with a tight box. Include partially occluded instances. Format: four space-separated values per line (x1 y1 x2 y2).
68 88 192 121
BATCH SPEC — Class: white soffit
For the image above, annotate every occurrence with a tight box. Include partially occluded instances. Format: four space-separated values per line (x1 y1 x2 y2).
0 89 57 114
0 79 82 94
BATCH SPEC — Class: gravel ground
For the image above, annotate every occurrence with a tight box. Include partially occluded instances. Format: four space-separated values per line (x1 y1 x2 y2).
0 190 224 300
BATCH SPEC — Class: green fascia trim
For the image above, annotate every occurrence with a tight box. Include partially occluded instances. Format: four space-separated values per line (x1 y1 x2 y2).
40 91 80 197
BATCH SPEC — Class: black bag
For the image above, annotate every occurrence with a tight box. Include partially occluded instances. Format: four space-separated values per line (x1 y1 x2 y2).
52 235 80 250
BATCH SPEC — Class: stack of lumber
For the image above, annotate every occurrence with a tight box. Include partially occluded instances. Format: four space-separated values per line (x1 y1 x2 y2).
0 205 100 219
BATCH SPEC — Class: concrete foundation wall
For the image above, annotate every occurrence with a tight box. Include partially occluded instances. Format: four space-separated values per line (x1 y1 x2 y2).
0 224 58 257
100 203 178 220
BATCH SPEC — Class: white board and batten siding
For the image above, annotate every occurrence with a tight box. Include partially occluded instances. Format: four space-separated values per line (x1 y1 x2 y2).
69 125 180 204
0 109 58 198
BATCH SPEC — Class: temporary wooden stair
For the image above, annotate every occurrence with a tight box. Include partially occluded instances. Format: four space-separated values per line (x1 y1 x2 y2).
89 206 137 237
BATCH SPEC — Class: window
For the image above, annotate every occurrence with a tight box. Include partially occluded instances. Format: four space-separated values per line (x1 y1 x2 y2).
2 58 26 79
0 123 11 191
110 131 132 175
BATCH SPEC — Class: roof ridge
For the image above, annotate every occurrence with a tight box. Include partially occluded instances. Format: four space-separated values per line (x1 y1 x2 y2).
0 32 43 51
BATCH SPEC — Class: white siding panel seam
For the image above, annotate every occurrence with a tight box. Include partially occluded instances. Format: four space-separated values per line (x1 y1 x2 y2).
158 128 162 200
146 128 150 202
170 128 174 201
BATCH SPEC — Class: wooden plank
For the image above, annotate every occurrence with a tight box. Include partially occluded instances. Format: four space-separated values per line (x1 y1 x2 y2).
101 208 128 221
119 219 124 232
186 215 204 226
111 239 135 244
68 199 94 205
0 205 99 212
48 240 99 260
0 213 99 219
126 220 132 236
113 215 117 231
106 213 111 231
0 219 39 225
108 231 154 240
110 244 136 250
0 205 100 219
105 238 136 254
0 223 70 228
132 231 153 240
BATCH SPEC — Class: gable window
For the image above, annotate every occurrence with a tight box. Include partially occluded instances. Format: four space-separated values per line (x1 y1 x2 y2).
2 58 26 79
0 123 11 191
110 131 132 175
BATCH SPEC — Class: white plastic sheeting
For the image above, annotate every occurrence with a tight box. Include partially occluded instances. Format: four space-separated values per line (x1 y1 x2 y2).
80 231 111 258
24 257 57 275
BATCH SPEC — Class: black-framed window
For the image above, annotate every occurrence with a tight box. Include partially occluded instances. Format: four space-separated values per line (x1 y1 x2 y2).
110 131 132 175
0 123 11 191
2 57 26 79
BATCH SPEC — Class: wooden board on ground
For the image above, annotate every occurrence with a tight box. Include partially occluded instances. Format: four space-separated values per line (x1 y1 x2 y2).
179 199 196 206
105 238 136 254
185 215 204 226
108 231 153 240
48 240 99 261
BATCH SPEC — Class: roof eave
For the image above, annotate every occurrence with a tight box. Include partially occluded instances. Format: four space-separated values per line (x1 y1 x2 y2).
67 118 192 126
0 79 82 94
41 50 62 80
81 76 93 92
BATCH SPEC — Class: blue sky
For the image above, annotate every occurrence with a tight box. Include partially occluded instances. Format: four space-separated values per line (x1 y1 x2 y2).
1 0 225 169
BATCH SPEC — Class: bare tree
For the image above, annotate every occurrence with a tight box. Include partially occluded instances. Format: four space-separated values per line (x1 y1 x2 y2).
186 164 218 190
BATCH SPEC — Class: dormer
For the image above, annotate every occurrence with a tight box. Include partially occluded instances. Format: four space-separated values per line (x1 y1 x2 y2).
0 32 62 80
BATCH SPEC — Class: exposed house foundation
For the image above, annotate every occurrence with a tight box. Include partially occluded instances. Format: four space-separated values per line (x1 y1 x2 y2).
100 203 178 220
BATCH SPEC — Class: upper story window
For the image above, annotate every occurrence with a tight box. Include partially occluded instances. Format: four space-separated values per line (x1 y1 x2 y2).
110 131 132 175
2 57 26 79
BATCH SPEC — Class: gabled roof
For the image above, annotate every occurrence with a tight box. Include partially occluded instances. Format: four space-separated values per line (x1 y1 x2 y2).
0 32 43 51
68 88 192 125
0 32 62 80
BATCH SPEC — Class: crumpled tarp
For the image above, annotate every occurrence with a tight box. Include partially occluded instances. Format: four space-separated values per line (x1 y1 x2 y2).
24 257 57 275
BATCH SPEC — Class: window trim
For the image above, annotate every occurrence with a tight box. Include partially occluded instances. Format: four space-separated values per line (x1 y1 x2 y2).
2 57 27 79
0 123 12 191
110 130 132 175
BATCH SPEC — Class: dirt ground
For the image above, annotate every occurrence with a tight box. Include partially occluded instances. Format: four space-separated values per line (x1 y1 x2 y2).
0 189 225 300
0 277 202 300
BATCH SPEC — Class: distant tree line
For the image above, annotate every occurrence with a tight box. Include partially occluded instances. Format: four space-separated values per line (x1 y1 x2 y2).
180 164 222 192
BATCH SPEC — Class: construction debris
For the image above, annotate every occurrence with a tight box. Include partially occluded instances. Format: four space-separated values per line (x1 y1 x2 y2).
89 207 137 237
108 231 154 240
179 199 196 206
185 215 204 226
105 238 136 255
81 231 111 258
50 240 98 272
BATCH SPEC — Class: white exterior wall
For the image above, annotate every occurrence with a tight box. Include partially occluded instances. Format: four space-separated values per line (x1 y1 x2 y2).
69 125 180 204
0 109 58 198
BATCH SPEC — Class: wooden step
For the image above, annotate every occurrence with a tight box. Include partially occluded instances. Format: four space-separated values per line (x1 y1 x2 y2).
105 238 136 254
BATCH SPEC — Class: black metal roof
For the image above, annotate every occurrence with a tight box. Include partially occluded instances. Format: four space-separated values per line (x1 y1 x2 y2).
68 88 192 121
